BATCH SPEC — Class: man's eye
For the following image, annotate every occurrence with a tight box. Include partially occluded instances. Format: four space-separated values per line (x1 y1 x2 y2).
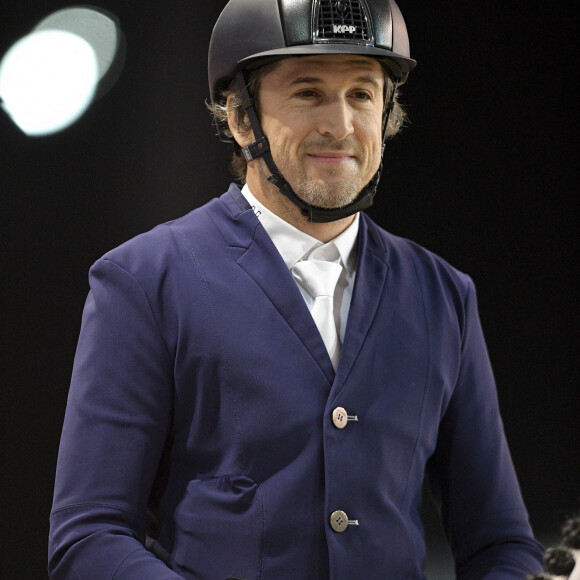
296 89 318 98
352 91 372 101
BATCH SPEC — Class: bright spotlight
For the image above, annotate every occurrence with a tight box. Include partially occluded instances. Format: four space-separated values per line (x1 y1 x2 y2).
0 6 123 136
33 6 124 94
0 30 98 136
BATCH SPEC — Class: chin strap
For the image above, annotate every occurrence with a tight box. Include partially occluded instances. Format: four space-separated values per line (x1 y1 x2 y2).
235 71 397 223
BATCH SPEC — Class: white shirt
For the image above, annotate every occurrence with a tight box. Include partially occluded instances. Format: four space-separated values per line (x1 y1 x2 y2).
241 185 359 342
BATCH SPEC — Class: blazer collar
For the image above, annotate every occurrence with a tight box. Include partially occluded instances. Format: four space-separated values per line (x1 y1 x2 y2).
222 184 337 384
216 185 390 387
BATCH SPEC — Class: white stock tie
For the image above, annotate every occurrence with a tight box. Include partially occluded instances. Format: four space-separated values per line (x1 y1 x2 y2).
292 258 343 371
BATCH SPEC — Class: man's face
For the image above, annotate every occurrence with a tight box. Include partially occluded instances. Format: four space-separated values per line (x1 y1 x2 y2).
256 55 385 209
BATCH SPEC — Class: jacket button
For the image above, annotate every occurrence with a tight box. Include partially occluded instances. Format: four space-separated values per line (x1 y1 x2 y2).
329 510 349 533
334 406 360 429
332 407 348 429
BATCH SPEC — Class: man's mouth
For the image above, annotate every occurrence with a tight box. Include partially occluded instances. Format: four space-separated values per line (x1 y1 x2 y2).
306 152 356 164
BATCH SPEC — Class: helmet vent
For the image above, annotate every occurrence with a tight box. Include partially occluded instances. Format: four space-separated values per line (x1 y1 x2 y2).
313 0 374 46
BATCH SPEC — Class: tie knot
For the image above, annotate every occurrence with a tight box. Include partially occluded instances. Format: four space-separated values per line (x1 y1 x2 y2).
292 259 343 299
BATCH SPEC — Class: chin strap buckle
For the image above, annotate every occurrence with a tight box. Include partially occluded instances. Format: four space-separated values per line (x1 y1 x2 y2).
241 136 270 162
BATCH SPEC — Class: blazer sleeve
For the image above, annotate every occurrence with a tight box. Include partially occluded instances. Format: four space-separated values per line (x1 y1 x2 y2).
49 258 183 579
426 277 544 579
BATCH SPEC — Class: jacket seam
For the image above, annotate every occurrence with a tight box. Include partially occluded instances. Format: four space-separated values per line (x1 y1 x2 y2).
101 258 173 364
59 558 82 580
173 229 249 473
100 257 175 434
256 482 265 580
112 547 143 579
399 248 433 576
50 502 134 516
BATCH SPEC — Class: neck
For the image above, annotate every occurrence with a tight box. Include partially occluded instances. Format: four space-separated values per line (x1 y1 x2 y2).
245 170 356 243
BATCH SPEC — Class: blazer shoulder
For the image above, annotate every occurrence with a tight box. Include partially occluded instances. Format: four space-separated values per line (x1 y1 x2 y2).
89 195 235 287
362 213 473 296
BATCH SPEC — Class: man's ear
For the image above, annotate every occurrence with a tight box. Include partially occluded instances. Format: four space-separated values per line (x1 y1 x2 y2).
226 94 254 148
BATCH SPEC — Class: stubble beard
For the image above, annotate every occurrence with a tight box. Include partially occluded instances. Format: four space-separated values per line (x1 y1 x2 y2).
291 168 362 208
262 140 377 209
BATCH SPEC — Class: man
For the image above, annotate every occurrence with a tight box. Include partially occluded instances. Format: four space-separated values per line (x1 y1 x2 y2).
49 0 544 578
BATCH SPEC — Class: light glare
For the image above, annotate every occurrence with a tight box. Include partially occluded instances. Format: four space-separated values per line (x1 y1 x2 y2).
34 7 121 82
0 30 98 136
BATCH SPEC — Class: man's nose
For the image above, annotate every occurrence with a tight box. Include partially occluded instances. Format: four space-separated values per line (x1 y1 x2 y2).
316 98 354 141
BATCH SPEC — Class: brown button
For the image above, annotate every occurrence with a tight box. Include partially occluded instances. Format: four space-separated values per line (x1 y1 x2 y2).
332 407 348 429
330 510 349 533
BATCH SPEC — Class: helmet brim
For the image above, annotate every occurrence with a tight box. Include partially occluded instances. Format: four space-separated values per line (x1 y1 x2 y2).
237 44 416 85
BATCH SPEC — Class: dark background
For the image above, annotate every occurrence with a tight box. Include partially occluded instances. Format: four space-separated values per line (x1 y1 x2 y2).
1 1 578 577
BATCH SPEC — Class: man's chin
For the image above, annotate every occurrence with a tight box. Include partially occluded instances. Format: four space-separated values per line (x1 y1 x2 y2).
296 188 362 209
293 175 371 209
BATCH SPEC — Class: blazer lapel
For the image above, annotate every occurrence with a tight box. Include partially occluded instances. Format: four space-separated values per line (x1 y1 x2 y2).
222 187 336 384
333 215 389 390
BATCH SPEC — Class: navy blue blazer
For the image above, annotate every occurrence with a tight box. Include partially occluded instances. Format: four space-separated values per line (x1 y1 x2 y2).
49 184 543 579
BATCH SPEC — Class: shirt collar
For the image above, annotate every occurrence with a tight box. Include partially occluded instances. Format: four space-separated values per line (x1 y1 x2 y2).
241 184 359 274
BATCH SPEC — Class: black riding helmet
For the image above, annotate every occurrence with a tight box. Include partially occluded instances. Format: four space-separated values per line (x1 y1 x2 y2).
208 0 416 223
